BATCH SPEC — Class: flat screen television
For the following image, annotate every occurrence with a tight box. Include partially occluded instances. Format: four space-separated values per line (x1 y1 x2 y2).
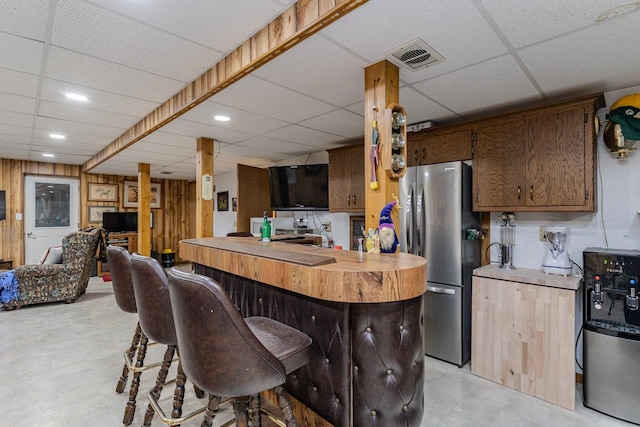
0 190 5 221
103 211 137 233
269 164 329 211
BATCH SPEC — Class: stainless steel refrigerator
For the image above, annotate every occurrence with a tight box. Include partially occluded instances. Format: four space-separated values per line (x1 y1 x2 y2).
399 161 481 367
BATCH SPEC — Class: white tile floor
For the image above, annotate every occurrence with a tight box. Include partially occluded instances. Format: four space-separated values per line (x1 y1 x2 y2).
0 276 634 427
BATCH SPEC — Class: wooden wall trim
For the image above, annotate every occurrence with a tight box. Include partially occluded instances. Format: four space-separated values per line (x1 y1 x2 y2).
82 0 369 173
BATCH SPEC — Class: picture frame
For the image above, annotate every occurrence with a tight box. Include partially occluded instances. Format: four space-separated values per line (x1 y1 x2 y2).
349 216 365 251
88 205 117 223
232 197 237 212
123 181 161 208
217 191 229 211
88 183 118 202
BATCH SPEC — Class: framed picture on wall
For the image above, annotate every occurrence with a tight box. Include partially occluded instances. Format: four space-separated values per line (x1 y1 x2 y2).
217 191 229 211
88 205 117 223
350 216 365 251
88 183 118 202
123 181 161 208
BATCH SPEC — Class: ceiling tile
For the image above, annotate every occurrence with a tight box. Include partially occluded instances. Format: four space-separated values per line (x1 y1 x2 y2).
184 100 289 135
138 131 199 149
88 0 285 53
0 33 44 74
45 47 185 102
36 116 124 138
31 142 101 156
32 129 112 146
40 78 160 117
129 140 198 157
0 110 34 128
0 124 32 137
298 109 364 139
0 0 49 41
222 143 285 162
52 0 220 81
38 101 140 129
322 0 507 84
412 55 540 117
28 152 91 165
399 86 460 125
160 119 253 144
0 93 36 116
0 68 39 97
482 0 636 49
265 124 347 147
236 136 319 156
0 140 31 151
212 76 335 123
518 14 640 95
254 35 368 107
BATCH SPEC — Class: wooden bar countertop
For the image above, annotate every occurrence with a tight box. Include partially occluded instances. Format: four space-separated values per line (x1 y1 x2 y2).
179 237 427 303
473 264 581 291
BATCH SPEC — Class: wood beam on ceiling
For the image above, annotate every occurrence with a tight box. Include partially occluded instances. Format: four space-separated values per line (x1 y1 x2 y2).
82 0 369 173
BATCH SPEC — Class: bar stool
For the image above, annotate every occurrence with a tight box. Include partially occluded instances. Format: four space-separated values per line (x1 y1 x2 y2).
166 268 313 427
108 246 165 425
130 253 210 426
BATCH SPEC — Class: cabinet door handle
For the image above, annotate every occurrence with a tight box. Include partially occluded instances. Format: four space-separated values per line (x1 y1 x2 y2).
517 186 521 200
530 185 534 201
347 195 351 206
352 194 356 205
421 147 426 163
414 150 419 162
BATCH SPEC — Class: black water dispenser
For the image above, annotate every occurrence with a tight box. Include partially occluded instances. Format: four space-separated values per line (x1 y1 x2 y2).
583 248 640 425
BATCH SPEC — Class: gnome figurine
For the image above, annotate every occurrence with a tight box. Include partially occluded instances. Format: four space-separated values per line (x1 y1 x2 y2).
378 201 398 253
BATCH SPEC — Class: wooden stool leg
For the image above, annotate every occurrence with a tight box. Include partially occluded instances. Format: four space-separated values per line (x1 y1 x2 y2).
249 394 261 427
171 356 187 422
116 322 142 394
274 386 297 427
234 397 249 427
123 332 149 425
143 345 177 427
200 395 221 427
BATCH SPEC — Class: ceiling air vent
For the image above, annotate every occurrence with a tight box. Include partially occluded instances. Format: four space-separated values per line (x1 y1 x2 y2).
386 39 445 71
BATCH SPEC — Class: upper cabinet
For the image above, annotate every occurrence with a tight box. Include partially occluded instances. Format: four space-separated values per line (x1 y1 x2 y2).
328 144 364 213
472 94 605 212
407 126 473 167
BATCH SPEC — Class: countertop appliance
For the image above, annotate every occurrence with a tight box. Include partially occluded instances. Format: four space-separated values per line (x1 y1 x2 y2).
399 161 481 366
583 247 640 425
541 226 572 275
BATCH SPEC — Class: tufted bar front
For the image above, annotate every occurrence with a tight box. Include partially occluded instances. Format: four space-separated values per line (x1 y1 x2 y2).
181 237 427 426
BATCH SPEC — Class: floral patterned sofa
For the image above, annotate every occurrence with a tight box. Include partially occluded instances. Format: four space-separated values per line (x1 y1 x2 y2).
3 228 101 310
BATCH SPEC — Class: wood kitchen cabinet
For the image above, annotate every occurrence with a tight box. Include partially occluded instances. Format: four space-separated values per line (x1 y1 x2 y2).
472 94 605 212
328 144 364 212
407 126 473 167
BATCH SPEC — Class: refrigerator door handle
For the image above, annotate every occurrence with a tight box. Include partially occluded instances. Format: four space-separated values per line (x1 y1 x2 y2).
427 286 456 295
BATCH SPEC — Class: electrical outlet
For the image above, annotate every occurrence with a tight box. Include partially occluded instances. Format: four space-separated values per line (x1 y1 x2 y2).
322 222 331 232
539 226 546 241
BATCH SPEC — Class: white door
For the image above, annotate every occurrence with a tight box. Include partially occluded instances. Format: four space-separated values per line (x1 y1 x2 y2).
24 176 80 265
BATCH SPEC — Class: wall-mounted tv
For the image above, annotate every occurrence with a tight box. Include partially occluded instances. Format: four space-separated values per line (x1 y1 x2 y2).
103 211 137 233
0 190 5 221
269 164 329 211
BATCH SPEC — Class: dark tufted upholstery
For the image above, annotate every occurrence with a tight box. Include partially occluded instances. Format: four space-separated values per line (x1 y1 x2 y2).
107 246 137 314
196 264 425 427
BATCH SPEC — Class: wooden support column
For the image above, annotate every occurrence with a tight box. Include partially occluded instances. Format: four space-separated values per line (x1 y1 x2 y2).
137 163 151 256
196 137 214 238
364 60 400 231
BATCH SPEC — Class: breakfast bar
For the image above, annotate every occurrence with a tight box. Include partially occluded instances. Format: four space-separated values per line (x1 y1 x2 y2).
179 237 427 427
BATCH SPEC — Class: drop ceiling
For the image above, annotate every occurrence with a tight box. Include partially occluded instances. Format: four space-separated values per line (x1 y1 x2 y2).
1 0 639 180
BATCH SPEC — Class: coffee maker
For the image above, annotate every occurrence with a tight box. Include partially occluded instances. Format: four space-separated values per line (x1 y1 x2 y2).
541 226 572 275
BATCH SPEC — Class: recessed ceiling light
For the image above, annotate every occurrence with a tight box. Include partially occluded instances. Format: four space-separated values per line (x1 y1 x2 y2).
65 93 88 102
49 133 66 139
214 115 230 122
42 153 55 158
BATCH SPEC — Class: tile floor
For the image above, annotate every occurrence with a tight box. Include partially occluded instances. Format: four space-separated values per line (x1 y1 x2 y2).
0 276 634 427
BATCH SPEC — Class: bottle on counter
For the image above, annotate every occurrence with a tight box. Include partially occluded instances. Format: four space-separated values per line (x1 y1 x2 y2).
261 211 271 242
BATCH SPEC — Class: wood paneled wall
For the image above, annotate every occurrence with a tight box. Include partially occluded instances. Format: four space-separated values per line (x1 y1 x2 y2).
0 158 194 266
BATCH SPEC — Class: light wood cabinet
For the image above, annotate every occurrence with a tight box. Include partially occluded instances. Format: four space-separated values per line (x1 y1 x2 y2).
328 144 364 212
471 266 581 411
407 126 473 167
472 94 604 211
